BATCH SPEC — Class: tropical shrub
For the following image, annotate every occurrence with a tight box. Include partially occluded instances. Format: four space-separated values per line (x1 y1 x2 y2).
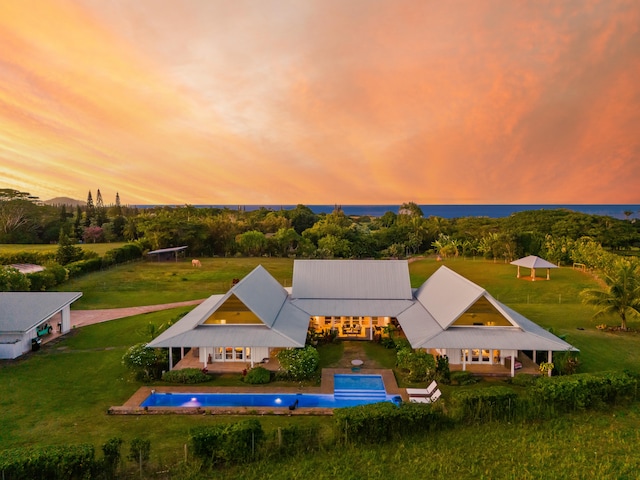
0 266 30 291
101 437 123 479
396 347 436 382
450 371 478 386
242 366 271 384
127 438 150 466
276 346 320 380
122 343 168 381
162 368 211 384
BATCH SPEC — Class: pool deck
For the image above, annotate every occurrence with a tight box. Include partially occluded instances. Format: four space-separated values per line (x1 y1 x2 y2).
109 368 404 416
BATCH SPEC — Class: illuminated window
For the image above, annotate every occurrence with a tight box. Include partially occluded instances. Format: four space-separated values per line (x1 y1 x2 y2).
214 347 223 360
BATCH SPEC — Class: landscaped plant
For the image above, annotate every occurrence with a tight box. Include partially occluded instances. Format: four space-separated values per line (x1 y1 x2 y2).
101 437 123 479
242 366 271 384
435 355 451 383
396 347 436 382
276 346 320 380
334 401 449 445
450 371 478 386
449 386 518 423
0 443 96 479
580 259 640 331
162 368 211 384
122 343 168 381
190 420 264 466
539 361 554 375
127 437 151 466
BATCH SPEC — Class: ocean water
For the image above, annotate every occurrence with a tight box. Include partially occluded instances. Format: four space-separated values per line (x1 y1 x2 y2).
135 204 640 219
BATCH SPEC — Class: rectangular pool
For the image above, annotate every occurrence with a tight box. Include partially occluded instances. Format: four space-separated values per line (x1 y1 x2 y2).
140 374 401 409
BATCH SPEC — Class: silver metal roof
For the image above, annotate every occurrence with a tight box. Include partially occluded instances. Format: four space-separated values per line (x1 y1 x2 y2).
231 265 288 327
291 259 412 299
511 255 558 269
0 292 83 333
148 262 577 354
290 299 414 317
414 266 485 328
149 324 303 348
147 246 188 255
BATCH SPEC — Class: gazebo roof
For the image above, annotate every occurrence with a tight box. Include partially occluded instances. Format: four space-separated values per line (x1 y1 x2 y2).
510 255 558 269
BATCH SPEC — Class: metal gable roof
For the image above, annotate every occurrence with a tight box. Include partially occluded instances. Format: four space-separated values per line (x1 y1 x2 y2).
290 298 414 317
231 265 288 327
396 301 443 347
149 324 303 348
414 266 485 328
291 259 412 300
0 292 83 333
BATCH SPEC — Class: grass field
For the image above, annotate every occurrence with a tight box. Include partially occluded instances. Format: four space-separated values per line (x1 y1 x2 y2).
0 242 129 256
2 255 640 477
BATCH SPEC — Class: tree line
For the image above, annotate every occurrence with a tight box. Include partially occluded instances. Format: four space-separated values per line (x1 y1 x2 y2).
1 189 639 262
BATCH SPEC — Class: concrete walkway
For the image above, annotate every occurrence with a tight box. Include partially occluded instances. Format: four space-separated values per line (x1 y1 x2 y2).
70 299 205 328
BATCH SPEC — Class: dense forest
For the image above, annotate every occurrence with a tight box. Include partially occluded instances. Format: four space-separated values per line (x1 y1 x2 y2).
1 188 639 266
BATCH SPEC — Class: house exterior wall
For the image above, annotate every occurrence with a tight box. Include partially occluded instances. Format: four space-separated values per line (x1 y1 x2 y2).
0 334 24 359
199 346 270 365
0 326 39 359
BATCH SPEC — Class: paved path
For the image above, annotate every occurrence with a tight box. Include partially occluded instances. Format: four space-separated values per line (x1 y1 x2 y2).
71 299 205 328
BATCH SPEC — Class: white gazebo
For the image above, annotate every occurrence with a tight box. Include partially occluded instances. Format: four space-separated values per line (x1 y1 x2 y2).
510 255 558 281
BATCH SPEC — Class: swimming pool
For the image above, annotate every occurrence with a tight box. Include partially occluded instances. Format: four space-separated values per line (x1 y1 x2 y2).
140 374 400 409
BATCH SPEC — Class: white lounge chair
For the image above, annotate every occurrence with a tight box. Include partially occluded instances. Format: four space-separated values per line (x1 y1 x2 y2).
406 380 438 397
409 389 441 403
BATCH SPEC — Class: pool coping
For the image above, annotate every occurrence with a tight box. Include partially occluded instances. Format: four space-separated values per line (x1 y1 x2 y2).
109 368 404 416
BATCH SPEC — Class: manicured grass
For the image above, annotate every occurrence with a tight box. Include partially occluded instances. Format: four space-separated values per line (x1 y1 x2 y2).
0 242 128 256
3 255 640 476
57 257 294 309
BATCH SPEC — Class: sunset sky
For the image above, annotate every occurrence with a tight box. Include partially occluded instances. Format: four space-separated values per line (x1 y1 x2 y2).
1 0 639 205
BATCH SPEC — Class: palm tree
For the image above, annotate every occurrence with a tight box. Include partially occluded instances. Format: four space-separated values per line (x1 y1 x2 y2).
580 261 640 331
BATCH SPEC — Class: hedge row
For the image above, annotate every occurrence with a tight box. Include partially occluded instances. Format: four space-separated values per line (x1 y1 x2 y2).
190 420 265 466
333 401 451 445
449 386 518 423
448 371 639 424
66 244 143 279
162 368 211 384
0 251 56 265
0 443 95 480
532 371 638 412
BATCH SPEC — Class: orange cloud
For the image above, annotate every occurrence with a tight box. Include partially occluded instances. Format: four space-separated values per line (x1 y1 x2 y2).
0 0 638 205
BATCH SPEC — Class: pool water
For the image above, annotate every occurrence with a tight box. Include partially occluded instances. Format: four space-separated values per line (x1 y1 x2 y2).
334 374 384 391
140 374 400 409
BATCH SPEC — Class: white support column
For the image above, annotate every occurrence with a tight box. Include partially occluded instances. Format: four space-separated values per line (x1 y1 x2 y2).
532 268 536 281
60 306 71 333
533 350 537 363
511 356 515 377
462 349 467 371
516 265 521 278
169 348 173 371
548 350 553 377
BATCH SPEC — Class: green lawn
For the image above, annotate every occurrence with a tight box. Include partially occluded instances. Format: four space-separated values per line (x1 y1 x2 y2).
1 242 129 256
2 256 640 476
57 257 294 309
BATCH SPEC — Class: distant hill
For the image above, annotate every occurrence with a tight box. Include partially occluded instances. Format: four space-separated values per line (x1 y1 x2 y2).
43 197 84 206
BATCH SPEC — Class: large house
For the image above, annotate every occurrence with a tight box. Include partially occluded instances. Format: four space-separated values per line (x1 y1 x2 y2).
149 260 576 376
